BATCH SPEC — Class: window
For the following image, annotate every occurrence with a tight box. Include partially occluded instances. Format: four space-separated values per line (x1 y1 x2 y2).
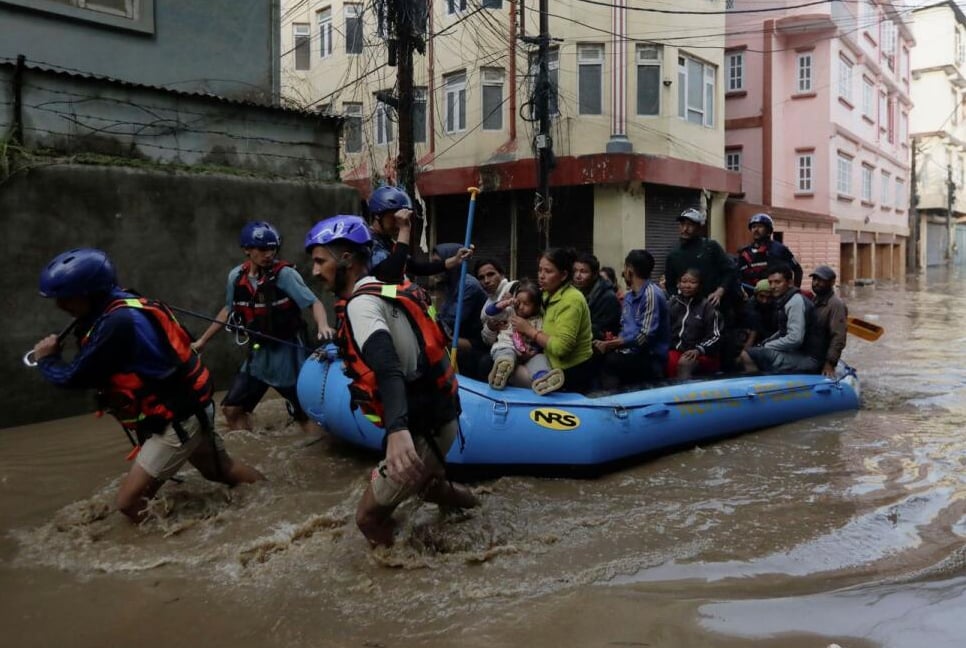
482 0 503 7
447 0 467 14
343 103 362 153
726 151 741 172
882 22 896 69
727 51 744 91
578 44 604 115
528 49 560 117
375 96 394 146
797 154 814 192
861 164 874 202
678 55 716 127
880 170 891 206
887 97 895 144
862 78 874 118
957 28 966 66
837 153 853 196
878 92 887 133
838 55 853 103
345 4 363 54
636 45 662 116
413 87 427 143
294 23 311 70
797 53 812 93
0 0 155 33
318 8 333 58
444 72 467 133
482 68 505 130
895 178 905 210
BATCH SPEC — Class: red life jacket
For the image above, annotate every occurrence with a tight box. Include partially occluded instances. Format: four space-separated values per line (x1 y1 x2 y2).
231 260 304 343
83 297 213 438
336 281 457 429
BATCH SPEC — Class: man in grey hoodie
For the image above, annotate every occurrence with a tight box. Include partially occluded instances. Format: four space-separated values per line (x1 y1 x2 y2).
739 264 823 374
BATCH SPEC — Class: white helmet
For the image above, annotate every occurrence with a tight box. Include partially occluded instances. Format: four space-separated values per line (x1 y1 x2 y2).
678 208 706 226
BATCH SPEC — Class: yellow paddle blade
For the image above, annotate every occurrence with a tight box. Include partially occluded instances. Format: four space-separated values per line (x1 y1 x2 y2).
847 316 884 341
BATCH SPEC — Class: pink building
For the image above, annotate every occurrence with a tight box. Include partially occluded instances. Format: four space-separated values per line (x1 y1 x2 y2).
725 0 913 283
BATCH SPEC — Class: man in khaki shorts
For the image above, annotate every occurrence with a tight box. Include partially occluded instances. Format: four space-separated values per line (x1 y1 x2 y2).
32 248 264 522
305 215 479 548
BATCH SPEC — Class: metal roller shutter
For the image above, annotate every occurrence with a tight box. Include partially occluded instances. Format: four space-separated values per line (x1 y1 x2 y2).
644 185 701 280
926 221 947 267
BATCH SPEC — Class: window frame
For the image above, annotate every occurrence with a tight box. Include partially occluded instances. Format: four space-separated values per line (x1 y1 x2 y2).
293 22 311 71
836 152 854 197
636 44 662 116
446 0 468 15
374 95 395 146
797 153 814 193
481 68 505 131
861 164 874 202
0 0 155 33
725 151 741 172
318 7 333 58
677 54 716 128
862 77 874 118
413 87 428 143
444 71 467 134
796 53 812 93
727 51 744 92
345 3 363 55
880 170 891 206
343 102 363 154
577 43 605 116
838 54 853 103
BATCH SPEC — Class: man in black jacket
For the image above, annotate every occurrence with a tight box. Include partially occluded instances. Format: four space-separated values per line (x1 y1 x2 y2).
572 252 621 342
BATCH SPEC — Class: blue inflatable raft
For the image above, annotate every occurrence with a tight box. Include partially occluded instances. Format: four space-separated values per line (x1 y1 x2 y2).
297 351 860 476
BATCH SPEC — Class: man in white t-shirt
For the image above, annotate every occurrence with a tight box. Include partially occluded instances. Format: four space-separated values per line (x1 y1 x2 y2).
304 215 479 548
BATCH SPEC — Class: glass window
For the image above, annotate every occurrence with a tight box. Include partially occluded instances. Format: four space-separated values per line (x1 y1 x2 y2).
528 49 560 117
636 45 661 116
294 23 311 71
343 103 363 153
678 54 716 127
797 53 812 93
345 4 363 54
837 153 853 195
880 170 891 206
862 78 874 117
375 96 394 146
413 87 427 143
578 44 604 115
861 165 874 202
797 154 813 192
445 72 467 133
726 151 741 172
727 52 744 91
838 55 853 102
447 0 468 14
318 8 332 58
482 68 505 130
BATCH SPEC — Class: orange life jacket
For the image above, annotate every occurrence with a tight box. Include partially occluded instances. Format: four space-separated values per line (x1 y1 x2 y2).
83 297 213 439
336 281 457 429
231 260 303 343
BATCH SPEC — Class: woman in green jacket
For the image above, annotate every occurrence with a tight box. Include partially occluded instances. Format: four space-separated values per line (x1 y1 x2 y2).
511 248 594 393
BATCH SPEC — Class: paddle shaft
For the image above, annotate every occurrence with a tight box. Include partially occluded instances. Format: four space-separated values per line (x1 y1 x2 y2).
450 187 481 364
166 305 307 350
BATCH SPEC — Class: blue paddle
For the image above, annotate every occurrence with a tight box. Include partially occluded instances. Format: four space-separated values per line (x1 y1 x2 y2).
450 186 481 369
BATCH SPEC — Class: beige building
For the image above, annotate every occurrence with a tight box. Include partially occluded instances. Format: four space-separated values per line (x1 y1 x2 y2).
280 0 738 277
910 0 966 267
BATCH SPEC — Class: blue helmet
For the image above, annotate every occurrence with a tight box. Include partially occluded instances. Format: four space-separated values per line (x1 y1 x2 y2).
367 186 412 216
748 213 774 231
304 215 372 252
240 221 281 249
39 248 117 298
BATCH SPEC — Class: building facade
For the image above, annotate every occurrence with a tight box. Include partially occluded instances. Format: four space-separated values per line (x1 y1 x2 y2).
726 0 913 283
909 0 966 267
281 0 739 278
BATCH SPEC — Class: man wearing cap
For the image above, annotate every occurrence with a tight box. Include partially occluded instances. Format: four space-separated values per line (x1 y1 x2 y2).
739 278 778 354
736 213 803 292
809 265 848 378
665 208 737 307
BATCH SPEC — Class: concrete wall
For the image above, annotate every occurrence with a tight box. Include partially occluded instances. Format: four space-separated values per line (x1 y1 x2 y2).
1 165 359 428
0 65 341 180
0 0 280 102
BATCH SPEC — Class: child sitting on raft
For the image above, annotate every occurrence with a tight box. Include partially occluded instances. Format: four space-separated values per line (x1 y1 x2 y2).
484 282 565 395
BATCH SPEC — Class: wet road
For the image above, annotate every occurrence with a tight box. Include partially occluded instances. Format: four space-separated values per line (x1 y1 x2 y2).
2 267 965 648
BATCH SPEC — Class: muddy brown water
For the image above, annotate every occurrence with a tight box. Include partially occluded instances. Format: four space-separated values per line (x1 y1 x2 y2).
3 269 966 648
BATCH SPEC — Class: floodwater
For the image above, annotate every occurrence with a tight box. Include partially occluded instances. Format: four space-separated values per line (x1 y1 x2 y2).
3 268 966 648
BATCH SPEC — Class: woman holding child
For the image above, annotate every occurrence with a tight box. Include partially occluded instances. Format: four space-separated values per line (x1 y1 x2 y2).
510 248 595 394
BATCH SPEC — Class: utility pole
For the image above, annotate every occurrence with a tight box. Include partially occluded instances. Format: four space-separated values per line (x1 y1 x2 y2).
533 0 554 247
908 141 919 272
394 0 417 200
947 154 956 263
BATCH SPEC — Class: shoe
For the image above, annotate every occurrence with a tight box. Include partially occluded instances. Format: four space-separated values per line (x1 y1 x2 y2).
532 368 565 395
488 357 515 390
